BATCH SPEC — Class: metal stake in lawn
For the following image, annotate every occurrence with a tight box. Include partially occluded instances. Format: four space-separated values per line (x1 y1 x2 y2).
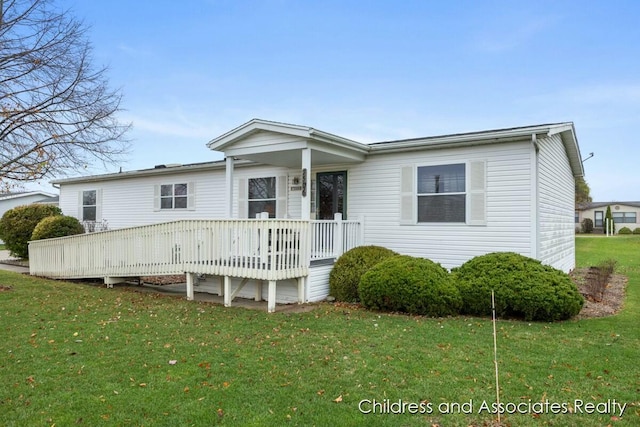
492 290 501 424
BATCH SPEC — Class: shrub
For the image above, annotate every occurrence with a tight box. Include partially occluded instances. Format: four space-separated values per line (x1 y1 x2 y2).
32 215 85 241
359 255 462 317
618 227 632 235
452 252 583 321
634 228 640 235
329 245 397 302
581 218 594 234
0 204 62 258
585 258 617 302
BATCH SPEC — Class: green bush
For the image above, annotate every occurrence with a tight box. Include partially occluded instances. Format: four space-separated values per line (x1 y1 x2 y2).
31 215 85 241
359 255 462 317
452 252 583 321
618 227 632 235
0 204 62 258
633 228 640 235
329 245 397 302
581 218 593 234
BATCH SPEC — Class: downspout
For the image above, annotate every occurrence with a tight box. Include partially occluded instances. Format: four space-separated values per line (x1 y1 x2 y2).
531 134 540 260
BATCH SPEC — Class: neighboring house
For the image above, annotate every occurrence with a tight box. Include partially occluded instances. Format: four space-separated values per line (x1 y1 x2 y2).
0 191 59 243
576 202 640 233
34 119 583 310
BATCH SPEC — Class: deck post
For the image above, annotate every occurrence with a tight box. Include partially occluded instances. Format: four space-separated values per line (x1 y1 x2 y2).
224 276 232 307
268 280 276 312
255 280 263 301
297 276 305 304
186 272 195 300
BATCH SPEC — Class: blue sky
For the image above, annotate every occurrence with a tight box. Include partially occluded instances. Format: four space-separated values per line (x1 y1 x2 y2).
25 0 640 201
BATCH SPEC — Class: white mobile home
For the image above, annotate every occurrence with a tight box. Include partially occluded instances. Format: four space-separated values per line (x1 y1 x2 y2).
32 119 583 311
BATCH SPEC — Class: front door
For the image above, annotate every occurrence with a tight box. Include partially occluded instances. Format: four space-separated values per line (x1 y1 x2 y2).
316 171 347 220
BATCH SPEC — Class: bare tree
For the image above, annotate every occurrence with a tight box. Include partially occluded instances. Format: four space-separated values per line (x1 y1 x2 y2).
0 0 130 187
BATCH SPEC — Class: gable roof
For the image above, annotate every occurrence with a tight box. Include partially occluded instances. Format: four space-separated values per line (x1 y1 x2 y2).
207 118 368 153
53 119 584 185
209 119 583 177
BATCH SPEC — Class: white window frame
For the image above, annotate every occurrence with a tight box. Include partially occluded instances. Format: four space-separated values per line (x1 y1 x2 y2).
416 163 466 223
247 177 277 218
82 189 97 221
399 161 486 226
154 182 195 211
612 212 637 224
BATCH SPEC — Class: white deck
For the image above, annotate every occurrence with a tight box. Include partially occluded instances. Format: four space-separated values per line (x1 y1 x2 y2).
28 216 362 312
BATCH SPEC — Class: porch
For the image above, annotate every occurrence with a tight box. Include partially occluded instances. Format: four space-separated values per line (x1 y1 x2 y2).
28 215 362 312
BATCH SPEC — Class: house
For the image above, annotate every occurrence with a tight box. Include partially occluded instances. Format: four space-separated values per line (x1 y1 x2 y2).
0 191 59 243
30 119 583 311
576 201 640 233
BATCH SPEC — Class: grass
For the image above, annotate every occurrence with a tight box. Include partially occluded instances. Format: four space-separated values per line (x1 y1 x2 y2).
0 243 6 251
0 237 639 426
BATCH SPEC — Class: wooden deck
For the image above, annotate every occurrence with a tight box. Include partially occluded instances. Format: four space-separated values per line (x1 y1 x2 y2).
28 217 362 312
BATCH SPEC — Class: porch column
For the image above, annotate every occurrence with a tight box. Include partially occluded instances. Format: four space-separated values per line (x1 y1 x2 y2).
225 157 234 218
301 148 312 220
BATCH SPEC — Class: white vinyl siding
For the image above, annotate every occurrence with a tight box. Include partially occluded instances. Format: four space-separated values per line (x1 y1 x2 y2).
537 134 576 272
60 169 226 229
348 141 533 270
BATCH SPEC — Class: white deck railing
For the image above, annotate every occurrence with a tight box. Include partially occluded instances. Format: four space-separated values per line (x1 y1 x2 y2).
310 214 362 260
29 216 363 281
29 219 311 281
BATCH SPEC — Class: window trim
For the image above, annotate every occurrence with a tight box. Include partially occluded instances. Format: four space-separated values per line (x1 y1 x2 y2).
82 189 97 221
399 161 486 226
247 176 277 218
154 182 195 211
612 211 637 224
416 162 467 224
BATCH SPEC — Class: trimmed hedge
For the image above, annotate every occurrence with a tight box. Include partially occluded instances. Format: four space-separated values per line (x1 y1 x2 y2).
32 215 85 241
0 204 62 258
452 252 583 321
329 245 397 302
359 255 462 317
618 227 632 235
633 228 640 235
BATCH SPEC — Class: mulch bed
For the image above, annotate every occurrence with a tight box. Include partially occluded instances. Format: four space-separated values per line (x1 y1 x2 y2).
570 267 627 319
139 275 187 285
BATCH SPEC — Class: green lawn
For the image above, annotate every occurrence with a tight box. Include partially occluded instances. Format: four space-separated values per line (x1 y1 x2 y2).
1 237 639 426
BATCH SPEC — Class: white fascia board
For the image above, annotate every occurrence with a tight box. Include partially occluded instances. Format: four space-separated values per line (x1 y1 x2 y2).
0 191 56 201
367 124 573 154
49 161 245 185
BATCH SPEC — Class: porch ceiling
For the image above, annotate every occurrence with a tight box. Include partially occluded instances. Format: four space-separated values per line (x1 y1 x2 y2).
232 147 365 168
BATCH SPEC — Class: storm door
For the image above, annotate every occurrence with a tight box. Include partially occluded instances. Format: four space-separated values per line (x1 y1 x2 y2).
316 171 347 220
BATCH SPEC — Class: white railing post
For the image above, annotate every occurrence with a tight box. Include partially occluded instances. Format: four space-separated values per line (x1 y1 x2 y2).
334 213 343 258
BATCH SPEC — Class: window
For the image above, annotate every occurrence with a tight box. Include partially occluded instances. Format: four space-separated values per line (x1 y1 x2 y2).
160 183 188 209
612 212 637 224
82 190 97 221
417 163 466 222
594 211 603 228
575 211 580 223
248 177 276 218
